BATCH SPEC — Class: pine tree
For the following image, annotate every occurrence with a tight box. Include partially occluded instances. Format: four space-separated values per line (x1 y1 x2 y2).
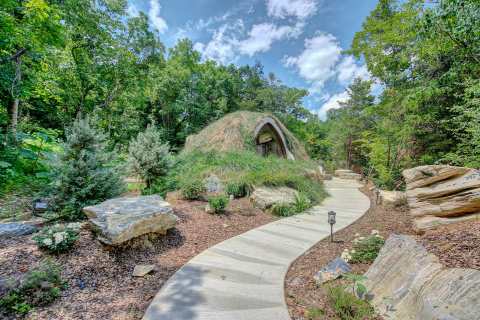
49 117 124 220
128 125 173 188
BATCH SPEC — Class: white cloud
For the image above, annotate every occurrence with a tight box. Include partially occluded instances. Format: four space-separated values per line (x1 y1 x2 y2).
284 33 341 93
239 22 303 56
193 20 244 64
148 0 168 33
337 56 370 85
266 0 318 19
317 91 349 120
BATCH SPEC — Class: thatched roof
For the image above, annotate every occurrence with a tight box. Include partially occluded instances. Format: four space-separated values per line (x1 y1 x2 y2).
183 111 309 160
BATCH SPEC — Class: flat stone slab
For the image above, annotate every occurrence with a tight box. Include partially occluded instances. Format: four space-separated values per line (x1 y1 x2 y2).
0 223 37 238
83 195 177 246
133 264 156 277
143 178 370 320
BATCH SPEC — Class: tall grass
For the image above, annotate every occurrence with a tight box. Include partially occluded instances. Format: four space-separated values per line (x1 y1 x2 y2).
152 150 327 206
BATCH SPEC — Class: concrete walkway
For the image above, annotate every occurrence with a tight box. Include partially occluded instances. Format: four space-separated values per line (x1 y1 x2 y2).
143 178 370 320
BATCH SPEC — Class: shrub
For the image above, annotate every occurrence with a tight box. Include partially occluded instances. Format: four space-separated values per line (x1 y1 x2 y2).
326 285 376 320
48 117 125 221
226 180 252 198
0 260 65 316
305 307 325 319
180 180 206 200
207 195 230 214
33 223 80 253
343 230 385 263
293 192 311 213
128 125 174 188
271 203 296 217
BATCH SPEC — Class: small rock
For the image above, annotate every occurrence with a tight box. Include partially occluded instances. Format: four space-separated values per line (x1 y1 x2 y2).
133 264 156 277
314 257 351 284
0 223 37 238
205 204 214 214
222 223 229 228
203 174 224 193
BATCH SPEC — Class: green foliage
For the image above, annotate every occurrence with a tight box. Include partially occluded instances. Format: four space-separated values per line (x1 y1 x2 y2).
168 151 327 206
326 285 376 320
180 180 206 200
33 223 80 253
207 195 230 214
293 192 311 213
48 117 125 221
271 203 296 217
271 193 312 217
128 125 174 188
350 234 385 264
0 260 65 317
226 181 252 198
344 273 368 298
305 307 325 319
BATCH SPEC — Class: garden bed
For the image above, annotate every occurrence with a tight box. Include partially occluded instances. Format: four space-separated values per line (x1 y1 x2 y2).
0 197 275 320
285 185 414 320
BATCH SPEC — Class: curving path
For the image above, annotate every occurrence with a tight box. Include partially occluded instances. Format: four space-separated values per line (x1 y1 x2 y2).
143 177 370 320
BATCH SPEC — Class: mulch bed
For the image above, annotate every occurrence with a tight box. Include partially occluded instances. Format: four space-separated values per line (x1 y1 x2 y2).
418 219 480 270
0 197 275 320
285 185 414 320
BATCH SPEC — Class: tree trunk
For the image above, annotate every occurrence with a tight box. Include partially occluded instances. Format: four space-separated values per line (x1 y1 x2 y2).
9 49 25 138
10 98 19 136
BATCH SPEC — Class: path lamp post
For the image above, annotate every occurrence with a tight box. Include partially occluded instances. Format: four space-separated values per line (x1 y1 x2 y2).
328 211 336 242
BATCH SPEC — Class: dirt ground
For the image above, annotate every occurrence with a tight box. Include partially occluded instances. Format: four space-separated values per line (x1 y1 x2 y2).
0 197 275 320
285 185 414 320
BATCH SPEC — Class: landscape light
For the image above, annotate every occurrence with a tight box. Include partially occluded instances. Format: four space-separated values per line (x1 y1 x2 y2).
328 210 336 242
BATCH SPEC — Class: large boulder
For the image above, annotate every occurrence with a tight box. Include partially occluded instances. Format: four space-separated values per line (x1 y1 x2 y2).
250 186 298 210
365 234 480 320
83 195 177 246
402 165 480 231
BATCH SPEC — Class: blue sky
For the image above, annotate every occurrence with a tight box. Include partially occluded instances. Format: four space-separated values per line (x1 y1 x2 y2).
127 0 379 119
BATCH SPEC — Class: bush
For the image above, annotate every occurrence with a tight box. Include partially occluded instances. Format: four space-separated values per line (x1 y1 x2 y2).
226 180 252 198
271 203 296 217
293 192 311 212
180 180 206 200
33 223 80 253
343 231 385 263
128 125 174 188
207 195 230 214
48 117 125 221
326 285 376 320
0 260 65 317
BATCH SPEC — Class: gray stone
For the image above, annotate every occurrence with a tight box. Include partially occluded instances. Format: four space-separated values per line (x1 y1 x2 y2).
314 257 351 284
0 223 36 238
133 264 156 277
249 186 298 210
334 169 362 180
203 174 224 193
83 195 177 246
365 234 480 320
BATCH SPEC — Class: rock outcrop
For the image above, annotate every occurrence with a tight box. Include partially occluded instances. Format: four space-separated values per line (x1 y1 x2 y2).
250 186 298 210
334 169 362 180
402 165 480 231
83 195 177 246
365 234 480 320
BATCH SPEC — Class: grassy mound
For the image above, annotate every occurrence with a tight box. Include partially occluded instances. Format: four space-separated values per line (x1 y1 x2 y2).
183 111 309 161
152 150 327 208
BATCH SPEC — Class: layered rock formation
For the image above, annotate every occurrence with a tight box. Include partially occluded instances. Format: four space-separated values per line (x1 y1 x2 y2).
402 165 480 231
83 195 177 246
365 234 480 320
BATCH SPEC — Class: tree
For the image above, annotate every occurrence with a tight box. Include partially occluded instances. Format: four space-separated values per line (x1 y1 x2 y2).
49 117 124 220
128 125 173 188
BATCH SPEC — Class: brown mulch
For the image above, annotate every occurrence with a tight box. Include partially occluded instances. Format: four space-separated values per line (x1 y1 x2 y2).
285 185 414 320
418 219 480 270
0 197 275 320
